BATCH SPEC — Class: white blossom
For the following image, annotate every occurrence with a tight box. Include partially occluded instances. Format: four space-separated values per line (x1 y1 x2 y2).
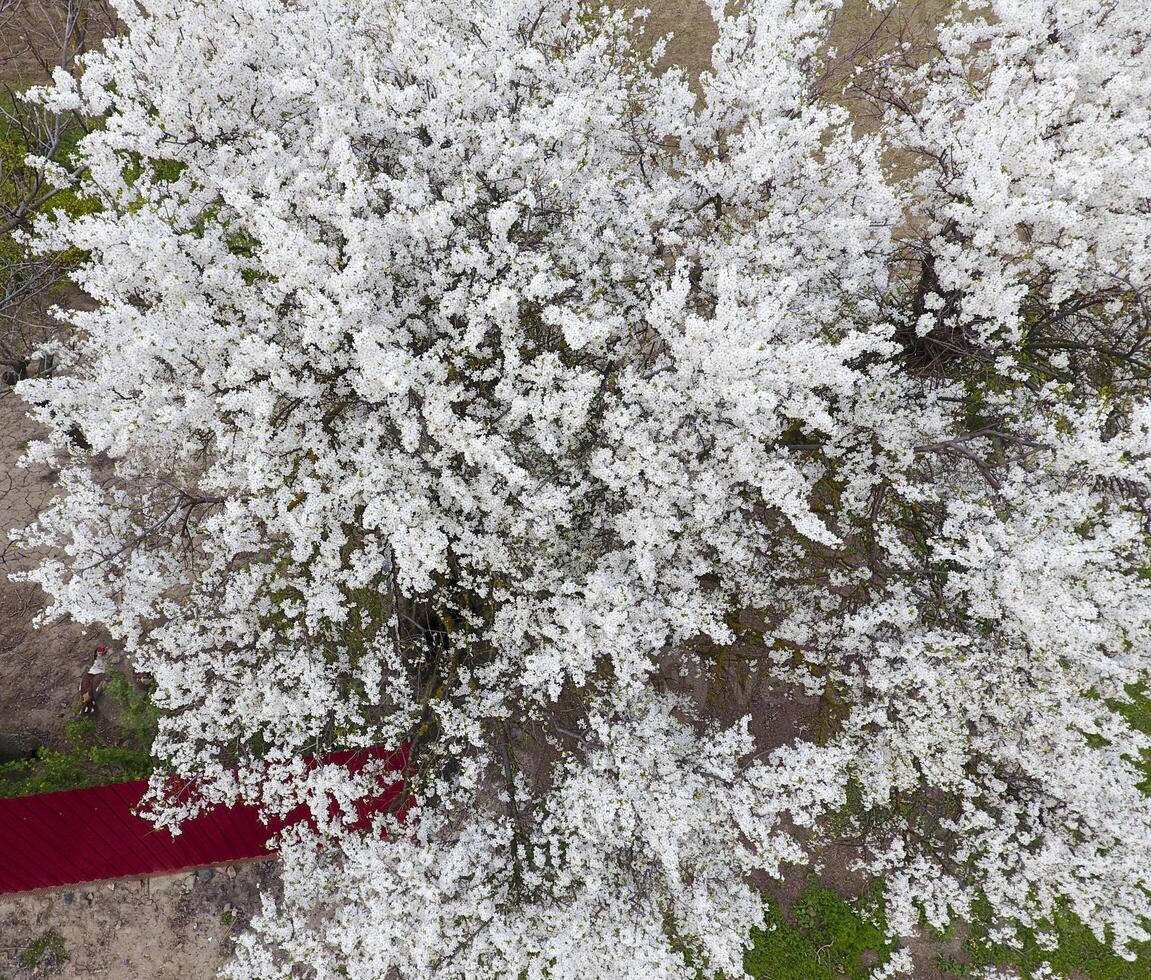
15 0 1151 975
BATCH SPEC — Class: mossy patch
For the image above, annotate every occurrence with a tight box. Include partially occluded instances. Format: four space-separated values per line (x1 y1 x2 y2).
744 886 895 979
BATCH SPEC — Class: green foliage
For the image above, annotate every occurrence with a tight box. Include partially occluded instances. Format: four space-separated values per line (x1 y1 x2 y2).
1113 683 1151 793
0 94 100 295
743 886 894 979
965 901 1151 979
104 671 160 751
741 879 1151 979
19 930 68 972
961 692 1151 980
935 951 967 976
0 673 156 797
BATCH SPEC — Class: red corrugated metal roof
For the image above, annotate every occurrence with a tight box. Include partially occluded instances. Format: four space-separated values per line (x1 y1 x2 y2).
0 746 408 895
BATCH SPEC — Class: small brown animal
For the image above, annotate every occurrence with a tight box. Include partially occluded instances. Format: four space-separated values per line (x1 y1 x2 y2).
78 647 109 715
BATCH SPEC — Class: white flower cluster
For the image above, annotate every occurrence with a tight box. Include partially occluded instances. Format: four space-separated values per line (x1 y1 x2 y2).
14 0 1151 976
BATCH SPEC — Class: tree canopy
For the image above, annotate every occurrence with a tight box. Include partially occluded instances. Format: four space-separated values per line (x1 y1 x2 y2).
14 0 1151 976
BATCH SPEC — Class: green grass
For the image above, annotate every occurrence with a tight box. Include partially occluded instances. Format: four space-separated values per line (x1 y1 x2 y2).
744 885 895 979
19 930 68 972
742 888 1151 979
964 906 1151 980
0 90 102 299
960 687 1151 977
0 672 157 797
742 687 1151 979
1113 683 1151 794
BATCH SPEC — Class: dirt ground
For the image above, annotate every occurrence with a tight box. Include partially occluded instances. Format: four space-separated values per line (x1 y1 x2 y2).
0 1 117 89
0 390 114 758
0 861 277 979
1 0 122 758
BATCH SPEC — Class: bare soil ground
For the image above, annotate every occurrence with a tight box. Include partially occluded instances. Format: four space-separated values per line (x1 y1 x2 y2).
0 391 114 757
0 861 277 979
642 0 718 78
0 0 120 755
0 1 117 89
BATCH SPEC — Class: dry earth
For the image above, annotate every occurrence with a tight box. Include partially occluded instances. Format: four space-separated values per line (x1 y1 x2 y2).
0 1 117 89
0 861 278 979
0 391 114 759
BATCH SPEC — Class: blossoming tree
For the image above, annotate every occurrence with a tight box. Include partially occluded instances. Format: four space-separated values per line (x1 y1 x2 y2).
15 0 1151 975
